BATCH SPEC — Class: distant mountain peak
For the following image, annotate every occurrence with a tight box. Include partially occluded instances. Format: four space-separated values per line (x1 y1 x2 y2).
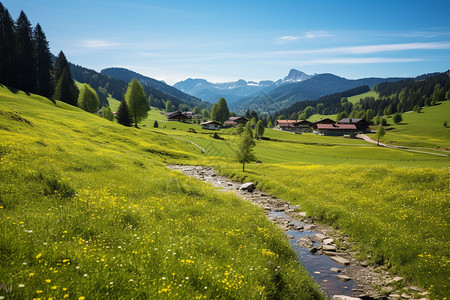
283 69 312 83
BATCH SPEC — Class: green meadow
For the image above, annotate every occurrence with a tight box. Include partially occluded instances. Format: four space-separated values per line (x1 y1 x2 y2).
1 85 449 299
0 86 323 299
147 102 449 298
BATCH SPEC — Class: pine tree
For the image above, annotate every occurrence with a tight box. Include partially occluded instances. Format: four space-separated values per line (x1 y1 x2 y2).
124 78 149 128
77 83 100 113
53 68 77 105
33 23 53 97
53 51 70 87
116 100 132 127
53 51 78 105
0 3 17 87
15 11 36 92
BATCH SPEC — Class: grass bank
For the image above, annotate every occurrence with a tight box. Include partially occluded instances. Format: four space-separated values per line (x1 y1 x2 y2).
214 163 449 299
0 86 323 299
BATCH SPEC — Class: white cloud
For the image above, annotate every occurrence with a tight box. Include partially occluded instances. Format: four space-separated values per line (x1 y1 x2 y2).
303 31 333 39
276 36 300 44
273 42 450 56
80 40 119 49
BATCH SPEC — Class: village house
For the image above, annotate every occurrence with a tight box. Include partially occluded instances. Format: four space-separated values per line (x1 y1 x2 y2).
293 120 313 132
224 116 249 127
165 111 192 122
275 120 313 132
313 118 335 125
313 123 358 136
200 120 222 130
337 118 369 131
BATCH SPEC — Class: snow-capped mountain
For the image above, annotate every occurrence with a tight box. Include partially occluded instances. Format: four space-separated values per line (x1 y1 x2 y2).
173 69 312 104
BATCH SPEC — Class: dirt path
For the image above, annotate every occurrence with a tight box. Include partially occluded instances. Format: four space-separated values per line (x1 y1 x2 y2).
167 165 429 300
356 134 448 157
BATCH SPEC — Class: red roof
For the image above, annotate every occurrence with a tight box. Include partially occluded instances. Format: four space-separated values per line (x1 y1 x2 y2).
276 120 297 127
316 124 357 130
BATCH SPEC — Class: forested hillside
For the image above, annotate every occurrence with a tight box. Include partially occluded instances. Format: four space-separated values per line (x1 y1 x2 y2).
273 71 450 124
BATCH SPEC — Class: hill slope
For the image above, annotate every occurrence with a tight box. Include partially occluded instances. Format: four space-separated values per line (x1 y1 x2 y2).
0 85 323 299
101 67 209 109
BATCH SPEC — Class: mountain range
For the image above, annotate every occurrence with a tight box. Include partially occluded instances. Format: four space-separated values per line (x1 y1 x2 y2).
175 70 405 114
174 69 313 106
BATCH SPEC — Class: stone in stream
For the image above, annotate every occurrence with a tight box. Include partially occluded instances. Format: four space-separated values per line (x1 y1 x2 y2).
322 244 337 251
303 224 316 230
323 238 334 245
336 275 352 282
330 256 351 266
239 182 255 192
315 233 327 240
330 267 343 273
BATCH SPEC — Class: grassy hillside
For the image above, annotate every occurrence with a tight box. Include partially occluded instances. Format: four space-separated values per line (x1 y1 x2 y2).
371 101 450 149
0 86 323 299
347 90 379 103
146 114 449 298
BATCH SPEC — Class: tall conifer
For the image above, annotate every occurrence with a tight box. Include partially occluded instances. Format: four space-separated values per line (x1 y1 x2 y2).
0 3 17 87
53 51 79 105
53 68 77 105
15 10 36 92
116 100 132 127
33 23 53 97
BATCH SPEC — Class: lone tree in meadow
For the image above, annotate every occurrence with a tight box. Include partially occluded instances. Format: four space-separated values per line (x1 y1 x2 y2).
235 123 256 172
125 78 149 128
255 120 265 140
393 113 403 125
376 125 385 146
116 100 132 127
77 83 100 113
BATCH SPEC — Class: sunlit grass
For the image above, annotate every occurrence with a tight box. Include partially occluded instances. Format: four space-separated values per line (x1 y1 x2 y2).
0 86 323 299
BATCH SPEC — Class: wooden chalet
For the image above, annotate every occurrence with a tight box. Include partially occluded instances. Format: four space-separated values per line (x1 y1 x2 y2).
314 123 358 136
165 111 192 122
337 118 369 131
224 116 248 127
275 120 298 132
293 120 313 132
313 118 335 125
201 120 222 130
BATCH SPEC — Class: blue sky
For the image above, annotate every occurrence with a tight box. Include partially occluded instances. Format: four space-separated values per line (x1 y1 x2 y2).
4 0 450 84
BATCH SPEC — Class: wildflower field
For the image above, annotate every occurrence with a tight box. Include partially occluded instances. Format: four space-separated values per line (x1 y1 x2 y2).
146 106 449 298
0 87 323 299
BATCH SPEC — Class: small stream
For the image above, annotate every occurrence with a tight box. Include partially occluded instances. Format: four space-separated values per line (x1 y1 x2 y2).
167 165 385 299
267 211 356 298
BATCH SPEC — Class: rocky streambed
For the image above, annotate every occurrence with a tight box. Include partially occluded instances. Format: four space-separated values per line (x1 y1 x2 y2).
167 165 429 300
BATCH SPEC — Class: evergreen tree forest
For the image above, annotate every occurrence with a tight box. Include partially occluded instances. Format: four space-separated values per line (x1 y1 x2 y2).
0 3 55 98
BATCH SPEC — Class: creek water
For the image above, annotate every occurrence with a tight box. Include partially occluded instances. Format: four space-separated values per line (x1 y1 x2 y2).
268 211 356 298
